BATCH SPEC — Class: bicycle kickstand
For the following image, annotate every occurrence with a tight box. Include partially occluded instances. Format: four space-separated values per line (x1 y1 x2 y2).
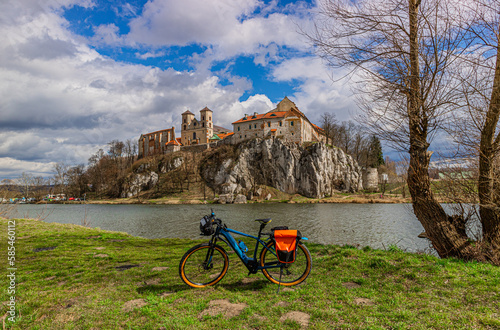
277 265 283 294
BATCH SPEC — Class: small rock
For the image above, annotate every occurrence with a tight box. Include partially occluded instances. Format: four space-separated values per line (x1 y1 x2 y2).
265 193 272 201
94 247 105 250
94 254 109 258
255 188 263 196
354 298 374 306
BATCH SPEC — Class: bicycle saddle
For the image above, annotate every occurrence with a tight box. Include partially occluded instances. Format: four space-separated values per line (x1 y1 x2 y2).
254 218 272 224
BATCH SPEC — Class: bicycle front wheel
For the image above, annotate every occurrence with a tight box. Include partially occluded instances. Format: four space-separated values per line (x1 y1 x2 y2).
179 243 229 288
260 240 311 286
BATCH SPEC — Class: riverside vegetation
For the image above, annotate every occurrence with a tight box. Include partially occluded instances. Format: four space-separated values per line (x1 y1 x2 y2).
1 218 499 329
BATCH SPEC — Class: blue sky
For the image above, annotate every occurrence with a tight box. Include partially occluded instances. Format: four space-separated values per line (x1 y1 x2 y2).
0 0 359 180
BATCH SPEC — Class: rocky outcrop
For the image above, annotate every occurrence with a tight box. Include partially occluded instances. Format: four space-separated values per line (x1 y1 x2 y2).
121 172 159 198
201 138 363 199
121 155 184 198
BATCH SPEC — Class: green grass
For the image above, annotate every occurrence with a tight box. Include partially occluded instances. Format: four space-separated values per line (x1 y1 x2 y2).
1 218 499 329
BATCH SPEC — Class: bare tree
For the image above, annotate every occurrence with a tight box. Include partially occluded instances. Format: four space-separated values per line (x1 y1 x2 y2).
309 0 500 262
320 112 337 145
19 172 33 199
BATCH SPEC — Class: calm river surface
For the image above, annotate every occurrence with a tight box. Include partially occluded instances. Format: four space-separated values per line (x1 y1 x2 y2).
9 203 434 253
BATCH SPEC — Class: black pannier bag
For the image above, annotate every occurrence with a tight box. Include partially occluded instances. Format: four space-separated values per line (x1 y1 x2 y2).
272 228 301 263
200 216 214 236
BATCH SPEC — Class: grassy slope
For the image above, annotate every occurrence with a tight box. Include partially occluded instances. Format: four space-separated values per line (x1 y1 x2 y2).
1 218 499 329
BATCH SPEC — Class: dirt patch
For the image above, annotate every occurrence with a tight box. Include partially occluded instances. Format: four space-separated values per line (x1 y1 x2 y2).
94 254 109 258
240 277 259 284
157 292 174 298
151 266 169 272
342 282 361 289
140 278 161 286
17 236 31 239
94 247 105 250
86 235 101 239
122 299 148 312
199 299 247 319
45 276 57 281
279 311 310 327
354 298 374 306
275 301 289 307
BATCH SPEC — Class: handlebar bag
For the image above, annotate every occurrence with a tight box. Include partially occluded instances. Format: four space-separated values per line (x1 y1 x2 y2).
273 230 300 263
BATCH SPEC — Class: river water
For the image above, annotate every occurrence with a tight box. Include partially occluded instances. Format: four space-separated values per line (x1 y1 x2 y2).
7 203 436 253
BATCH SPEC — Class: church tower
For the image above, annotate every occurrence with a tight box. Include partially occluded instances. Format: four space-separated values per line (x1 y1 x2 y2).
200 107 213 144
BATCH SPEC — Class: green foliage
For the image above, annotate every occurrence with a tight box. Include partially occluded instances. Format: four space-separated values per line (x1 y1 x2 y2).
368 135 385 168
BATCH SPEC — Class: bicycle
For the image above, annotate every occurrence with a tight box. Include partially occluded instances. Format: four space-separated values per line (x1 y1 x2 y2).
179 210 312 288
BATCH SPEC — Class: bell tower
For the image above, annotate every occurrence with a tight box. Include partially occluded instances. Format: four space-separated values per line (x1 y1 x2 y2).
200 106 213 144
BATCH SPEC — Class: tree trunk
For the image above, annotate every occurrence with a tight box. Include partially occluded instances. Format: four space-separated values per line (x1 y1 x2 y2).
406 0 482 260
478 39 500 249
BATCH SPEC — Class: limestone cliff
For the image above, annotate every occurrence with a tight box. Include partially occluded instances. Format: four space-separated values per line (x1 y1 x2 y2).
200 138 363 199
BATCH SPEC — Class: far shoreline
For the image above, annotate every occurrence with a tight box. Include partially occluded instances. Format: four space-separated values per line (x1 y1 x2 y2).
28 193 413 205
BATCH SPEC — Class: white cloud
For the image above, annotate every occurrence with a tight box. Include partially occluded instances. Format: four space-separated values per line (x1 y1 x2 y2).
135 50 166 60
271 56 357 123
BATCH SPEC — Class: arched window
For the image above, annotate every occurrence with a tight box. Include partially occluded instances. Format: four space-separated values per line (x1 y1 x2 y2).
184 125 186 130
193 132 197 140
202 123 205 127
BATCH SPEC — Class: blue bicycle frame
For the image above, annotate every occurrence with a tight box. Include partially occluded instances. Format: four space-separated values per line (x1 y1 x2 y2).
209 221 307 274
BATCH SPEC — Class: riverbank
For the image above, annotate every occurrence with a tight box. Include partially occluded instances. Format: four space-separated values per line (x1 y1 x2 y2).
64 192 412 205
1 218 498 329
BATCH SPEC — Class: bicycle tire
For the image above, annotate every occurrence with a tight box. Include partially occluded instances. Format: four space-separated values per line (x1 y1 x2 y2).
179 243 229 288
260 240 311 286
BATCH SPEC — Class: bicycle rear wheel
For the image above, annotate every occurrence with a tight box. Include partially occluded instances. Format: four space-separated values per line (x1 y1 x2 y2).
260 240 311 286
179 243 229 288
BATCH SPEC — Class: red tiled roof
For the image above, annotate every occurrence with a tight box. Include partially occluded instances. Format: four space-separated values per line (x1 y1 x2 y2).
232 111 287 124
270 129 277 132
217 132 234 139
165 139 181 146
312 123 324 132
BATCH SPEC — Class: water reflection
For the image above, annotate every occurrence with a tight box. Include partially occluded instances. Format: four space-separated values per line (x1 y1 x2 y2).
11 203 433 253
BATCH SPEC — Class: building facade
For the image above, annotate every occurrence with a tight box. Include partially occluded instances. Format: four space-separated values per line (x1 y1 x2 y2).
138 127 176 158
181 107 214 146
231 97 325 144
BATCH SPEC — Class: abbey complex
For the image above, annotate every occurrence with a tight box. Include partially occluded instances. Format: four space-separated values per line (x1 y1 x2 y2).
138 97 326 158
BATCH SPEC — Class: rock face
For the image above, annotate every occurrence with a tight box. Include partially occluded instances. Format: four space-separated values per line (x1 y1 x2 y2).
121 155 183 198
201 138 363 199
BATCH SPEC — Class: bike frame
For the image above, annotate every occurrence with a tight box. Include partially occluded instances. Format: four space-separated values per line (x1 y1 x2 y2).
208 223 281 274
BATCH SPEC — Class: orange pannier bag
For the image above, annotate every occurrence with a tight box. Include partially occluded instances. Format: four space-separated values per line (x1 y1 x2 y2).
273 230 300 263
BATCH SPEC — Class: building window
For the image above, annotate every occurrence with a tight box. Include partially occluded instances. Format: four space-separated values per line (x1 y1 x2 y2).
209 116 211 120
267 122 270 127
202 123 205 127
290 121 294 126
193 132 197 140
279 121 282 127
184 119 186 123
254 124 257 128
194 122 196 126
202 116 205 120
249 124 251 129
184 125 186 130
238 126 240 131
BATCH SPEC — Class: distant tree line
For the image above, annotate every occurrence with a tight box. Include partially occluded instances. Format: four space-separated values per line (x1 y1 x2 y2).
1 139 138 201
320 113 385 169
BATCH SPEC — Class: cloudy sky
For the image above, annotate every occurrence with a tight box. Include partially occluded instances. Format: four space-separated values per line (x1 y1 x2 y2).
0 0 358 180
